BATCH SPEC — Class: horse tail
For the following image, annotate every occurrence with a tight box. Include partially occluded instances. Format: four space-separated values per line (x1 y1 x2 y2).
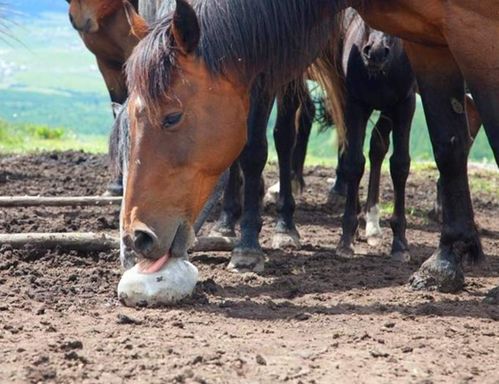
313 93 335 133
308 11 347 149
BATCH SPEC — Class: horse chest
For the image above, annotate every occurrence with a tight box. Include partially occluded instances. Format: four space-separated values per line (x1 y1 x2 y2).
346 56 415 110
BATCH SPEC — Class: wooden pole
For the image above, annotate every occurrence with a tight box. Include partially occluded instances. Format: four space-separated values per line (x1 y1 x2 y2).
0 233 236 252
0 196 122 207
0 233 119 251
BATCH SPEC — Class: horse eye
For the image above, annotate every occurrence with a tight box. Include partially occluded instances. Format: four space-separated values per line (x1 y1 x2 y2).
162 112 183 129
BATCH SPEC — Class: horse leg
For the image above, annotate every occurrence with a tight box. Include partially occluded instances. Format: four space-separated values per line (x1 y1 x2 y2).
430 95 481 223
329 150 349 200
404 42 483 293
444 9 499 166
272 85 301 250
210 161 242 237
364 113 392 247
227 89 273 273
336 100 372 257
292 85 315 192
266 81 313 205
388 95 416 262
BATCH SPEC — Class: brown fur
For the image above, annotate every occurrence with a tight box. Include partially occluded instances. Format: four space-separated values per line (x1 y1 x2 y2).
68 0 148 104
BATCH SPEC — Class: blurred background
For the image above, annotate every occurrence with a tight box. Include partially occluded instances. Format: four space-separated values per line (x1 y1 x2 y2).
0 0 495 165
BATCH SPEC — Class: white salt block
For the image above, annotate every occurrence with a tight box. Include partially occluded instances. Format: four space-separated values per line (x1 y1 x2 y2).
117 258 198 307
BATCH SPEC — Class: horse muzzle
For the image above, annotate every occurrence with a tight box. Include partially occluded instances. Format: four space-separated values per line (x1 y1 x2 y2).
121 219 194 270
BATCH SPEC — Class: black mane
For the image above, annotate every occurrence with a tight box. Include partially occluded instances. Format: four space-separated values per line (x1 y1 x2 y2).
127 0 348 114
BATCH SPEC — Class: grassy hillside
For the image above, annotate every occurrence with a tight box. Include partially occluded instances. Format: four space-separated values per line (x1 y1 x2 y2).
0 10 495 166
0 119 107 153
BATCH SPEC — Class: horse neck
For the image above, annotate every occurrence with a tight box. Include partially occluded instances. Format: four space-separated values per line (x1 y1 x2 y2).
99 6 147 62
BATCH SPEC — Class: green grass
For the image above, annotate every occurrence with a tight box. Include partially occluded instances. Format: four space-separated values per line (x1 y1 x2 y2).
0 119 107 153
0 12 496 165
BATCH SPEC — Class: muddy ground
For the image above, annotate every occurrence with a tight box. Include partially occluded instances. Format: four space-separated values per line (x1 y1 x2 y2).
0 151 498 384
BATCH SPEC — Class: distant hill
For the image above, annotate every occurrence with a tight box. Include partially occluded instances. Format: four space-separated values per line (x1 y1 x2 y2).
3 0 67 17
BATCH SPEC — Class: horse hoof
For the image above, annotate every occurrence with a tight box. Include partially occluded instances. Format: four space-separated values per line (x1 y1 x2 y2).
409 248 464 293
104 182 123 197
209 224 237 238
484 286 499 305
391 250 412 263
272 230 301 250
227 248 265 273
367 235 382 247
103 188 123 197
336 244 355 258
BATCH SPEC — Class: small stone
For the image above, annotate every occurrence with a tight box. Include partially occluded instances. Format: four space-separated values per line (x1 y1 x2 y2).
401 346 413 353
60 340 83 351
370 350 389 358
256 354 267 365
116 314 142 325
192 355 203 365
35 307 45 315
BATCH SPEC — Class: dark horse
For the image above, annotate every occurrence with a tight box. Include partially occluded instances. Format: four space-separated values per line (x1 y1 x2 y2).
267 13 482 261
324 11 418 261
289 13 484 261
123 0 498 294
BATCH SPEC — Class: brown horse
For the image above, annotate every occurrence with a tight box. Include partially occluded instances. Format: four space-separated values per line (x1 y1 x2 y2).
67 0 148 194
67 0 147 106
123 0 498 294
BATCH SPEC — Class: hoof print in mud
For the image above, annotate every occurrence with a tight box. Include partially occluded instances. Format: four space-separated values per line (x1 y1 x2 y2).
409 250 464 293
227 248 265 273
118 258 198 307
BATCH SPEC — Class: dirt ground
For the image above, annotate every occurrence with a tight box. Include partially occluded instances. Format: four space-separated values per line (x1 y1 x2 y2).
0 151 498 384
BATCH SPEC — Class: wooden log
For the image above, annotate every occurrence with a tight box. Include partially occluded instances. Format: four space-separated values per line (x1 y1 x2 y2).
0 233 119 251
0 233 236 252
192 236 236 252
0 196 122 207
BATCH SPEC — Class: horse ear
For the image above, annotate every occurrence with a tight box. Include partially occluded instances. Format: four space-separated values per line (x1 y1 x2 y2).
172 0 200 55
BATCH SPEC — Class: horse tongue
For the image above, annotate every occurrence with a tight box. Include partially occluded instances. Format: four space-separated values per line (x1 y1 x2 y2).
138 253 170 274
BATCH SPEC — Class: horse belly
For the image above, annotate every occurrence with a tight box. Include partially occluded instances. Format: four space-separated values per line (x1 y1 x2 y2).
357 0 447 46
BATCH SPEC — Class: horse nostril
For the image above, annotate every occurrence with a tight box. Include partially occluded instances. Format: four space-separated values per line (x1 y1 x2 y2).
384 47 390 58
132 230 156 255
362 44 372 58
69 13 75 26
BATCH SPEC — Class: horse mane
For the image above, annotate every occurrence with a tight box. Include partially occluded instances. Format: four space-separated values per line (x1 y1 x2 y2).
126 0 348 121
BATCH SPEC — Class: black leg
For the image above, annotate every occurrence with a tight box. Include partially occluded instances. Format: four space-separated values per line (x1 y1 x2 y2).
330 151 348 198
466 83 499 166
292 86 315 190
405 42 483 292
272 83 302 249
105 104 125 196
364 113 392 247
336 99 372 257
388 95 416 261
210 161 243 237
228 88 274 273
